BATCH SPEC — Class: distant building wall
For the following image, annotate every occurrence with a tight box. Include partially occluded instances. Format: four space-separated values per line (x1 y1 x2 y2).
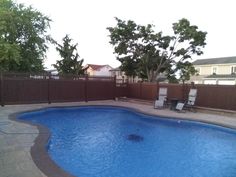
192 64 236 85
197 65 212 75
94 66 113 76
110 69 141 83
198 64 234 75
86 67 94 76
218 65 232 74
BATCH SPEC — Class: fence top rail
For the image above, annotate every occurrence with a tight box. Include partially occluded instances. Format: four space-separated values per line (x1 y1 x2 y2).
1 72 115 81
195 84 236 88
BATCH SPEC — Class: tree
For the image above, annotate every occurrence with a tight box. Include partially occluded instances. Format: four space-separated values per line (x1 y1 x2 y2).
119 56 139 81
107 18 207 82
176 61 197 84
0 0 52 72
53 35 85 75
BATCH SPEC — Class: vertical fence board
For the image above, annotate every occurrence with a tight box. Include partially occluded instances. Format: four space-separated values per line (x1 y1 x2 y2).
2 72 236 111
1 73 114 104
3 79 48 104
125 83 236 111
87 80 114 101
140 83 158 100
127 83 141 98
49 79 86 102
115 83 128 98
195 85 236 110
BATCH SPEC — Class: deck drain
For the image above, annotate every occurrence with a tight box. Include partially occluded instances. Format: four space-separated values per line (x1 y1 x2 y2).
127 134 144 142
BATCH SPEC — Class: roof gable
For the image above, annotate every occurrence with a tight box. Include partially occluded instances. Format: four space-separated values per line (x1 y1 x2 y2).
193 56 236 65
86 64 113 71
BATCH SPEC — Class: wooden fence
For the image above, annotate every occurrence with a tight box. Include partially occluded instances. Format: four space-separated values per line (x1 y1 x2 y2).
127 83 186 100
195 84 236 111
1 72 236 111
125 82 236 111
0 73 116 105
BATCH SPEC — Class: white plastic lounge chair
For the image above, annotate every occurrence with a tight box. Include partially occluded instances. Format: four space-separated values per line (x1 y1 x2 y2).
176 88 197 112
154 87 167 109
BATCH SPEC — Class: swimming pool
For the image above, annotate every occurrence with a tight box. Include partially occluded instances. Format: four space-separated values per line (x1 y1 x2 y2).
18 106 236 177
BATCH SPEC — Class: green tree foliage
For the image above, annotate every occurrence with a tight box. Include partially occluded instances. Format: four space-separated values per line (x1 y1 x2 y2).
176 61 197 84
53 35 85 75
0 0 52 72
107 18 207 82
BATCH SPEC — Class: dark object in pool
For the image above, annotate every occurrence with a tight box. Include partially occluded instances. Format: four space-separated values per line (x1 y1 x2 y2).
127 134 144 142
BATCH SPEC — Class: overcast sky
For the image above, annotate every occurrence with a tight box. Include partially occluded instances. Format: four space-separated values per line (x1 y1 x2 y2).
17 0 236 69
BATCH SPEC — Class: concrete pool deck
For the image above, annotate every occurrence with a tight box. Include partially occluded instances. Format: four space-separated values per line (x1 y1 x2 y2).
1 100 236 177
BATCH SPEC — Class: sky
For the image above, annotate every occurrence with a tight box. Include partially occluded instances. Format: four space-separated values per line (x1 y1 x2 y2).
17 0 236 69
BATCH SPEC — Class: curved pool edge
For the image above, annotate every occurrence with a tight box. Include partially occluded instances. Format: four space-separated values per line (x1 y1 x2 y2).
8 104 236 177
9 111 75 177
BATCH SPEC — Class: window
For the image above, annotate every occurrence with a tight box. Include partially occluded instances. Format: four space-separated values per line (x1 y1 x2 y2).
231 66 236 74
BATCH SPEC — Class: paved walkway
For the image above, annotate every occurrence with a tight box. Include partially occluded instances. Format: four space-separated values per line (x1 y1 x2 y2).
1 100 236 177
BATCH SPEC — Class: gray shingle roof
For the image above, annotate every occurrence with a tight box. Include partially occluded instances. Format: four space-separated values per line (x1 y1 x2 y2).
193 56 236 65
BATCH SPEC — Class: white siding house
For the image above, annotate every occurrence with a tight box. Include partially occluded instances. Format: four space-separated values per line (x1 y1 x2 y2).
190 56 236 85
84 64 113 77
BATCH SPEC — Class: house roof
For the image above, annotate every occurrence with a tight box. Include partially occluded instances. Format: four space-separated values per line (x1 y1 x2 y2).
109 67 120 71
85 64 112 71
192 56 236 65
205 74 236 79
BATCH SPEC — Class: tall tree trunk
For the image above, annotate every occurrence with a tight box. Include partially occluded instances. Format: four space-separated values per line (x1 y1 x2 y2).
149 69 158 82
147 69 152 82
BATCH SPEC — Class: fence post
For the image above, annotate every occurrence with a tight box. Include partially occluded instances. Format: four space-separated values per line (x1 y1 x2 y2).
47 74 51 104
139 82 142 99
85 75 88 102
0 72 4 106
156 81 159 99
181 83 184 101
113 75 116 100
182 82 188 101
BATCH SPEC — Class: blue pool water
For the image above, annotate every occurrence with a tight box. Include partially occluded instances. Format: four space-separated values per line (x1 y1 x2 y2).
18 106 236 177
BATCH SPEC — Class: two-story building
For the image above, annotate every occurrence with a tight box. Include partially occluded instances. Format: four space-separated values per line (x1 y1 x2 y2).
190 56 236 85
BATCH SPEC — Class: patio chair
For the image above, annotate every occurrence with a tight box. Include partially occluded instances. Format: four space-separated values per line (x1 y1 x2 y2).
176 88 197 112
154 87 168 109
